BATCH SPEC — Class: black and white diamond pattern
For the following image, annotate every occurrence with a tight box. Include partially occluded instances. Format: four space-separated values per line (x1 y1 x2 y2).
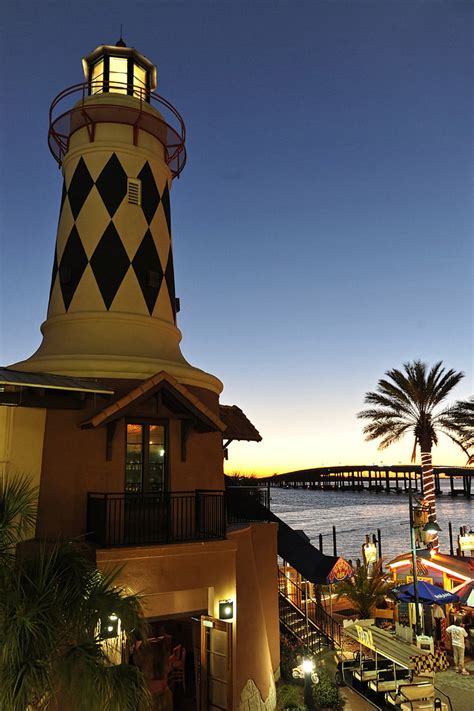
49 153 175 317
67 158 94 220
58 225 89 310
138 162 161 224
132 229 163 315
164 250 177 319
95 154 128 218
90 223 130 310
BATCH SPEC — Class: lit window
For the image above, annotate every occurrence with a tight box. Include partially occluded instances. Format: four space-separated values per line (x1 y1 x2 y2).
109 56 128 94
91 59 104 95
125 423 166 493
133 63 147 99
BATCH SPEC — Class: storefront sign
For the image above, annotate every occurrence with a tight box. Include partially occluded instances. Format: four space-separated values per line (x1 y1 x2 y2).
406 576 433 584
362 542 377 565
458 534 474 553
327 558 353 583
355 624 375 650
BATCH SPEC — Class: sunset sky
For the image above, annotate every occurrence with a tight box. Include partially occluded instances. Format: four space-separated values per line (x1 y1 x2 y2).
1 1 472 476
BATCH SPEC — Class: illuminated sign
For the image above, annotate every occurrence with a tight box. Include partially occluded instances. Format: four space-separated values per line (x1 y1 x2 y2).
355 624 375 650
362 543 377 565
459 534 474 553
327 558 353 583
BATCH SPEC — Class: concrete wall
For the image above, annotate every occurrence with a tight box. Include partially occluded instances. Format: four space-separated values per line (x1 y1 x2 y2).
0 406 46 491
229 524 279 710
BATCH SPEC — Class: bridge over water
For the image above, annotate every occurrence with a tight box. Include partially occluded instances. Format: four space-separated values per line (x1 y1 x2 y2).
259 465 473 498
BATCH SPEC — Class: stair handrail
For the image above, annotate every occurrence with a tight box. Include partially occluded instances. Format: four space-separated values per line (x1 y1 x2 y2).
278 568 342 647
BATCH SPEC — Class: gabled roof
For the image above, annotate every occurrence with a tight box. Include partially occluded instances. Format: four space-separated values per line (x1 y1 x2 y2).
219 405 262 442
80 371 225 432
0 367 113 395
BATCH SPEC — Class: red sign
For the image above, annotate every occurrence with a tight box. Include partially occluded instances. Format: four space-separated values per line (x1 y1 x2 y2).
327 558 353 583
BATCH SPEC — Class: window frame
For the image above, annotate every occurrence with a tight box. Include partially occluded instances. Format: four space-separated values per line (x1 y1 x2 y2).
88 55 150 101
125 419 168 494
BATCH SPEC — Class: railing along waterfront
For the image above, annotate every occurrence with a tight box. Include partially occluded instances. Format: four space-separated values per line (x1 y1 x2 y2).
278 568 342 649
87 490 225 547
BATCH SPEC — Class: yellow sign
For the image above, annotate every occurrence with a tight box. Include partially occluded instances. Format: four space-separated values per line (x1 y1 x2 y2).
355 624 375 650
362 543 377 565
406 576 433 584
459 534 474 553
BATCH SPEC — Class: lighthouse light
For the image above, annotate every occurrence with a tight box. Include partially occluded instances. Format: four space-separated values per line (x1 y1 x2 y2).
90 59 104 95
109 56 128 94
133 63 147 98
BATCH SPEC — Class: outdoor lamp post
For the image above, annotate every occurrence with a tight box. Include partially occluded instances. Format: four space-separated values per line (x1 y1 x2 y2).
302 658 315 709
408 488 442 636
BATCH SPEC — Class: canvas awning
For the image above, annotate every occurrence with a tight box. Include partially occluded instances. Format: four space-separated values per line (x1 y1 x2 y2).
344 623 428 669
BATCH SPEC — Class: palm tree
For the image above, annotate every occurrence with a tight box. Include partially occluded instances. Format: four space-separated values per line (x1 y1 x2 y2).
335 560 390 619
358 360 473 549
0 474 152 711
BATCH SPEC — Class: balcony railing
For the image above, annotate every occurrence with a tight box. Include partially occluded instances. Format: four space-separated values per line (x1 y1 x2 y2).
225 485 271 523
87 490 225 547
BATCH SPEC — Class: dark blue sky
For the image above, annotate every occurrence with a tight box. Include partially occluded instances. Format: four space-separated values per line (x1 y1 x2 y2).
1 1 472 472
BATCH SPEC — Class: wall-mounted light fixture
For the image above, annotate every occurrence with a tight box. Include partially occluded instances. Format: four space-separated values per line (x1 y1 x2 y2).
218 599 234 620
101 613 120 639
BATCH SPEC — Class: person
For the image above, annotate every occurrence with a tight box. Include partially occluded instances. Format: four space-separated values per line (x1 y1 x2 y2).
446 619 469 675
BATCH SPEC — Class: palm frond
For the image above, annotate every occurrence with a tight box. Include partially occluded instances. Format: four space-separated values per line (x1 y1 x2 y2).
0 474 38 559
358 360 466 463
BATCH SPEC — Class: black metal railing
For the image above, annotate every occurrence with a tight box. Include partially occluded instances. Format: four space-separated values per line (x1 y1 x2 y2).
278 569 342 648
87 490 225 547
225 485 271 523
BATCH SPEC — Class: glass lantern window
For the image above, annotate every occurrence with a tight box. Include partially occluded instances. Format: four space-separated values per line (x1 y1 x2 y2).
109 56 128 94
90 59 104 95
133 63 147 98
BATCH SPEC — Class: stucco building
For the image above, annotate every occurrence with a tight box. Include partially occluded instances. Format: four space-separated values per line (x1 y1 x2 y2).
0 40 279 710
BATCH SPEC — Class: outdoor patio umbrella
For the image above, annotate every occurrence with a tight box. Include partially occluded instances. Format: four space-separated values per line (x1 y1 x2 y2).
392 580 459 605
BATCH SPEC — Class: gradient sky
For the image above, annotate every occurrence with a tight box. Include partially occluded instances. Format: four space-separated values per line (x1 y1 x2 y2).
1 1 472 475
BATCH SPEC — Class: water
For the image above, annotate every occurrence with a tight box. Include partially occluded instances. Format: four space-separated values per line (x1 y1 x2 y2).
269 480 473 562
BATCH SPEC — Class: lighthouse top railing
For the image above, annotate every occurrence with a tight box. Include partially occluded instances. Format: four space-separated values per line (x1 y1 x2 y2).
48 81 187 179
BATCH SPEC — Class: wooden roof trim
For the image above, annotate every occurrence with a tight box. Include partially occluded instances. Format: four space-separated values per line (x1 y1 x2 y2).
219 404 262 442
80 371 225 431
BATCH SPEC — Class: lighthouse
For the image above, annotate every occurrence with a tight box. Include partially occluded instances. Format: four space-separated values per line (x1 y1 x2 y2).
13 39 221 394
2 40 280 711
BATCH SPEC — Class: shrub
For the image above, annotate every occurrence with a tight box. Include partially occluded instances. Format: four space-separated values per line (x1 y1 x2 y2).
312 667 345 710
280 635 306 681
277 682 307 710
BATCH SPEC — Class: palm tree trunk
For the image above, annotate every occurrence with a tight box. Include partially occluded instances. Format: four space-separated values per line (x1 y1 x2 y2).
420 448 439 551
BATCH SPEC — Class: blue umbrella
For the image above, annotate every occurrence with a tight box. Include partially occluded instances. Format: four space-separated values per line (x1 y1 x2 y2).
393 580 459 605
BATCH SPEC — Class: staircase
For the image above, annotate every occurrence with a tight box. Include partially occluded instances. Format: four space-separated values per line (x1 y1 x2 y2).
226 486 343 650
278 569 342 651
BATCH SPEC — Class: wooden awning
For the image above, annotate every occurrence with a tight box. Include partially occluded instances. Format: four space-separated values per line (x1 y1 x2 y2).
219 405 262 442
80 371 225 433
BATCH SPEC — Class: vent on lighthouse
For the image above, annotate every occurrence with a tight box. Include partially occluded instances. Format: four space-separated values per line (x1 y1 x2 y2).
128 178 141 205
